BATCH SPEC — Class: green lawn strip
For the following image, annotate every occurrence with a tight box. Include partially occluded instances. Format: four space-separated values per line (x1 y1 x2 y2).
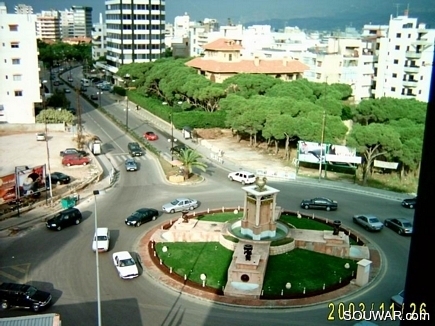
155 243 357 291
197 212 243 222
280 214 334 231
263 248 357 295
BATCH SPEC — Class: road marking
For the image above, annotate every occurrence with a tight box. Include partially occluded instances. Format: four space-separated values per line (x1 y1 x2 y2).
0 263 30 283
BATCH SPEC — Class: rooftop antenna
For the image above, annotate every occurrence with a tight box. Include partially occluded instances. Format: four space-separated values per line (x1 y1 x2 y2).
394 3 401 17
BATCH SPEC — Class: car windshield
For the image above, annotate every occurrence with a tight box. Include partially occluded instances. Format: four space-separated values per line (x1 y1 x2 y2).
96 235 107 241
247 174 255 178
120 258 135 267
402 222 412 227
369 218 380 223
170 200 180 205
25 286 37 297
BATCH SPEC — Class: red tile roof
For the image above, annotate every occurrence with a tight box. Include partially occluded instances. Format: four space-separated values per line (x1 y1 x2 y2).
186 57 309 74
203 38 244 51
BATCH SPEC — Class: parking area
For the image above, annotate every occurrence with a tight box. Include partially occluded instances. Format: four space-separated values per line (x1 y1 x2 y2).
0 131 98 211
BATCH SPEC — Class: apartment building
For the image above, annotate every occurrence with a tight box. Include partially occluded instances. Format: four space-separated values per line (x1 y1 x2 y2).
14 4 33 14
0 3 40 123
72 6 93 37
92 13 107 61
36 10 61 41
59 9 74 39
104 0 166 75
373 13 435 102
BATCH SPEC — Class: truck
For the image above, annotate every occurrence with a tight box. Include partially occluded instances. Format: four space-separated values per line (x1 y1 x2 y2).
88 137 102 155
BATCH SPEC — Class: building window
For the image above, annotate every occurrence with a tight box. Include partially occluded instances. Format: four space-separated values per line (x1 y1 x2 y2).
12 58 21 65
392 73 397 78
11 42 19 48
391 87 396 91
395 45 400 50
14 90 23 96
13 75 22 81
9 25 18 31
396 33 401 38
393 59 399 64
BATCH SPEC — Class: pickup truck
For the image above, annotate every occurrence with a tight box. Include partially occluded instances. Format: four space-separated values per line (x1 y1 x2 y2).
60 148 87 157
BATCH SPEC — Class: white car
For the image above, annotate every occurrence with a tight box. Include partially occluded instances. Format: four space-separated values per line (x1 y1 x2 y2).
36 133 46 141
228 171 256 185
92 227 110 252
112 251 139 279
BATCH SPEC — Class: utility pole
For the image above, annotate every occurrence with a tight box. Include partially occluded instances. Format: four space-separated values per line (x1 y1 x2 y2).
76 85 83 149
45 119 53 206
318 111 326 182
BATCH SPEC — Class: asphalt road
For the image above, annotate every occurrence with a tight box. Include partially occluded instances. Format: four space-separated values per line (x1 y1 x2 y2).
0 67 415 325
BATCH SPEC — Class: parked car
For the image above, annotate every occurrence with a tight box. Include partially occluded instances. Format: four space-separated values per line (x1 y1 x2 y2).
47 172 71 185
352 214 384 231
90 94 99 100
300 197 338 211
112 251 139 279
68 77 73 82
92 227 110 252
46 207 82 231
401 197 417 209
60 148 87 157
162 198 199 213
53 80 60 86
80 86 87 93
66 107 76 115
390 290 404 309
62 154 91 166
228 171 256 185
144 131 158 141
384 218 413 235
125 208 159 227
64 88 71 93
36 132 46 141
0 283 52 312
125 158 138 172
128 142 144 156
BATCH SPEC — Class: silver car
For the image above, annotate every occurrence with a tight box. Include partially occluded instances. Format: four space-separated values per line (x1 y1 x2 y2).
353 214 384 231
125 158 137 172
162 198 199 214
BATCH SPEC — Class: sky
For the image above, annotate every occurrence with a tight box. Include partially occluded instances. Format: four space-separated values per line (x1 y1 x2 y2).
4 0 434 30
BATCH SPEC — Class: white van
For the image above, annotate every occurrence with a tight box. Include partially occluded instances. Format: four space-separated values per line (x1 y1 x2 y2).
92 227 110 252
81 78 91 87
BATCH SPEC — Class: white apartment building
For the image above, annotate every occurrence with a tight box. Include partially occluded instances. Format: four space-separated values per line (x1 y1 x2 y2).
36 10 61 41
373 14 435 102
0 3 40 123
92 13 107 61
104 0 166 75
59 9 74 39
14 4 33 14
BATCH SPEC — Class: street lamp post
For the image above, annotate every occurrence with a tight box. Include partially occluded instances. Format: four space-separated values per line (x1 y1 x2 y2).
98 91 102 108
124 96 129 132
318 111 326 182
93 190 102 326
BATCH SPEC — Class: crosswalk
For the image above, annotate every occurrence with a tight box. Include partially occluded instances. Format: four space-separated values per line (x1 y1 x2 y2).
108 153 149 164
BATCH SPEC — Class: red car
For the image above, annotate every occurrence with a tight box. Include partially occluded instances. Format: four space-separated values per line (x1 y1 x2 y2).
144 131 158 141
62 154 91 166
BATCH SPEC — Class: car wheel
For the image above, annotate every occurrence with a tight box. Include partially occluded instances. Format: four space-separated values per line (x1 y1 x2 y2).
32 304 40 312
326 206 331 211
56 226 62 231
83 162 87 165
384 221 389 227
304 205 309 209
409 204 414 209
364 225 369 230
229 177 233 181
75 219 80 225
170 209 175 214
152 216 157 221
241 180 246 185
1 301 9 309
398 229 403 235
189 206 194 210
67 163 71 167
56 181 61 185
137 221 142 227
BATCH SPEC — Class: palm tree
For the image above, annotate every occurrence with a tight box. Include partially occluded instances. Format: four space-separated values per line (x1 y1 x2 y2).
177 148 207 179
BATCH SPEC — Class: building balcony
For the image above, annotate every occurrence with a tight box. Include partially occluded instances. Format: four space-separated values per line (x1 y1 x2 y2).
413 39 430 46
402 80 418 87
404 65 420 74
405 51 421 59
401 93 416 98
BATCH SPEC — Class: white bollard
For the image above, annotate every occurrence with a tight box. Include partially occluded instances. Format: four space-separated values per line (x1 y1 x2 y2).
170 267 172 274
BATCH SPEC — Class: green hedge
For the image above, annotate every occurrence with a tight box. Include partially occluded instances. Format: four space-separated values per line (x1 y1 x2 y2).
127 91 227 129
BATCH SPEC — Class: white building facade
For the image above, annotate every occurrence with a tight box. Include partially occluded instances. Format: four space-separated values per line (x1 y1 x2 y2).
72 6 93 37
92 13 107 61
373 14 435 102
0 4 40 123
36 10 61 41
104 0 166 75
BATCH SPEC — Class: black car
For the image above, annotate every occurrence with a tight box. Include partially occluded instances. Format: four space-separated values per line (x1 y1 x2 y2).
401 197 417 209
47 172 71 185
125 208 159 227
128 142 144 156
90 94 99 100
170 144 188 155
300 197 338 211
0 282 52 312
46 207 82 231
